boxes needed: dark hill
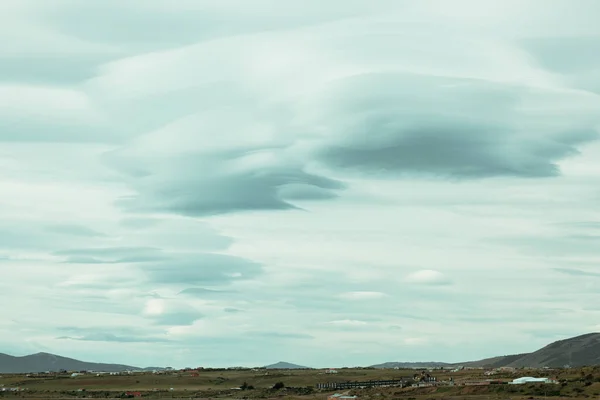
[461,353,530,368]
[505,332,600,368]
[264,361,310,369]
[0,352,136,373]
[371,333,600,369]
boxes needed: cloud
[339,291,387,300]
[0,85,117,143]
[3,0,600,369]
[57,334,169,343]
[108,146,345,216]
[553,221,600,230]
[178,288,235,297]
[553,268,600,278]
[77,9,600,218]
[310,73,599,179]
[44,224,106,237]
[493,234,600,257]
[52,245,262,285]
[55,326,170,343]
[54,247,166,264]
[114,217,234,251]
[142,253,262,285]
[142,299,204,326]
[119,217,162,229]
[405,270,451,285]
[327,320,368,327]
[0,219,113,253]
[246,331,314,340]
[403,337,427,345]
[520,36,600,95]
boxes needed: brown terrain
[0,364,600,400]
[0,333,599,399]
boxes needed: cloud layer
[1,0,600,368]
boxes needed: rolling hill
[2,333,599,373]
[504,332,600,368]
[264,361,310,369]
[0,352,137,373]
[460,353,529,368]
[373,333,600,369]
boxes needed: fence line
[316,379,408,389]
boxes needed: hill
[264,361,310,369]
[459,353,530,368]
[3,332,599,373]
[504,332,600,368]
[0,352,137,373]
[372,333,600,369]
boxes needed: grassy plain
[1,366,600,400]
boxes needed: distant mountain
[4,333,598,373]
[264,361,310,369]
[372,333,600,369]
[0,352,137,373]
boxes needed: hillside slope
[461,354,529,368]
[505,333,600,368]
[372,333,600,369]
[0,352,137,373]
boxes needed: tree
[273,382,285,390]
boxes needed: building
[509,377,557,385]
[328,393,357,400]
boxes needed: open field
[1,366,600,400]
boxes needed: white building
[510,377,555,385]
[328,393,357,400]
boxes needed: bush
[273,382,285,390]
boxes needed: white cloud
[404,337,427,345]
[405,270,451,285]
[339,291,387,300]
[143,299,165,316]
[1,0,600,369]
[328,320,368,327]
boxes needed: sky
[1,0,600,369]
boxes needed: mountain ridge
[2,333,599,373]
[0,352,138,373]
[371,333,600,369]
